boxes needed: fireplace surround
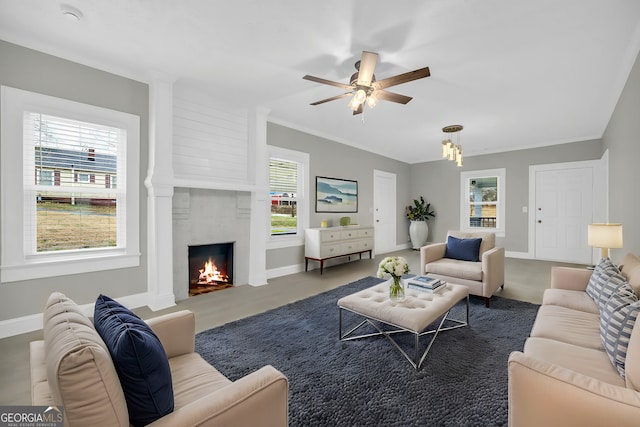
[172,188,252,300]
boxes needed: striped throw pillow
[587,257,625,310]
[600,284,640,377]
[598,272,629,311]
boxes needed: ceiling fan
[303,51,430,115]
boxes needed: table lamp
[588,223,623,259]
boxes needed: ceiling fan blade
[310,92,352,105]
[356,51,378,86]
[352,104,364,115]
[375,90,413,104]
[303,75,353,90]
[373,67,430,90]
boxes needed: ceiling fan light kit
[442,125,464,167]
[348,88,368,111]
[303,51,430,115]
[304,50,462,162]
[366,93,378,108]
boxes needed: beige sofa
[508,254,640,427]
[30,292,288,427]
[420,230,505,307]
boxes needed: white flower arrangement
[377,256,410,301]
[377,256,410,279]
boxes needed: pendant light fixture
[441,125,464,167]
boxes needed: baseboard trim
[376,243,412,255]
[505,251,532,259]
[146,292,177,312]
[266,263,305,279]
[0,313,42,339]
[0,291,153,339]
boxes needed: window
[29,112,119,252]
[36,170,54,186]
[267,146,308,248]
[460,168,505,236]
[270,158,298,235]
[105,174,117,189]
[1,86,140,282]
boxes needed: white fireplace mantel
[146,81,270,310]
[172,177,265,194]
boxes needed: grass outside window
[36,200,116,251]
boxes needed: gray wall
[266,122,411,269]
[1,38,637,321]
[409,139,603,252]
[266,121,608,269]
[603,49,640,260]
[0,40,149,320]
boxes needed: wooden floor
[0,249,585,405]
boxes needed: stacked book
[406,275,446,293]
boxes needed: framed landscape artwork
[315,176,358,213]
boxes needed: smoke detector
[60,4,83,21]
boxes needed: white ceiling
[1,0,640,164]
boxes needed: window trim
[266,145,309,249]
[459,168,506,237]
[1,86,140,283]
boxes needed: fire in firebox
[188,242,234,296]
[197,257,229,284]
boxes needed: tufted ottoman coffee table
[337,280,469,369]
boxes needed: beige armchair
[420,230,505,307]
[30,292,289,427]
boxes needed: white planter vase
[409,220,429,249]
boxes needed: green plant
[405,196,435,221]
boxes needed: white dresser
[304,226,374,274]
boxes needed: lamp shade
[588,223,623,258]
[588,223,623,248]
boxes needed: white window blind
[24,112,126,253]
[269,158,298,236]
[269,159,297,194]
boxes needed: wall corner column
[145,77,176,309]
[247,107,270,286]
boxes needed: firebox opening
[188,242,234,296]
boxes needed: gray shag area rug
[195,277,539,426]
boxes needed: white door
[373,170,396,254]
[534,166,593,263]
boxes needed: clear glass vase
[389,276,406,302]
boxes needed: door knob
[538,220,542,223]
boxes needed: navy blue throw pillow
[94,294,174,427]
[445,236,483,262]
